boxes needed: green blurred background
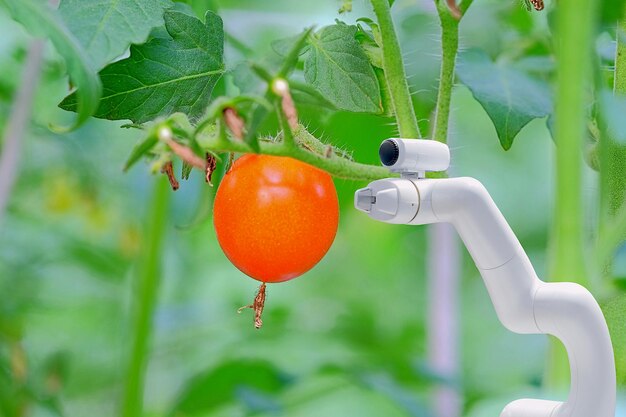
[1,0,623,416]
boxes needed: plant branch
[198,125,391,181]
[433,3,458,143]
[0,40,45,228]
[370,0,421,139]
[121,178,170,417]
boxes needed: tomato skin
[213,154,339,283]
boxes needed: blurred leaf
[277,27,313,77]
[231,63,263,94]
[60,11,224,124]
[1,0,101,130]
[456,49,553,150]
[271,33,310,58]
[598,90,626,144]
[124,134,158,171]
[42,351,71,392]
[236,387,282,414]
[304,23,381,113]
[169,360,292,416]
[358,373,434,417]
[601,294,626,384]
[58,0,172,70]
[601,0,626,26]
[63,239,131,279]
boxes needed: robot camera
[379,138,450,175]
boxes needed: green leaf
[289,80,336,109]
[304,23,381,113]
[601,295,626,384]
[58,0,172,70]
[456,49,553,150]
[60,10,224,124]
[1,0,101,130]
[271,33,310,58]
[124,134,158,171]
[181,161,192,180]
[168,360,292,416]
[277,27,314,77]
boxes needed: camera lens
[379,140,399,166]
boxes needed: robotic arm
[355,139,616,417]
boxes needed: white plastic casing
[354,176,616,417]
[382,138,450,174]
[354,178,419,224]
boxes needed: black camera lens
[379,140,399,166]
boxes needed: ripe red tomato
[213,154,339,283]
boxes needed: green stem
[550,0,595,286]
[274,99,295,149]
[370,0,421,139]
[433,3,459,144]
[614,16,626,94]
[121,178,170,417]
[202,126,391,181]
[546,0,597,390]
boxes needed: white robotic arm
[355,139,616,417]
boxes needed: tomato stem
[370,0,421,139]
[121,178,170,417]
[238,283,267,329]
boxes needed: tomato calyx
[237,283,267,329]
[205,153,217,185]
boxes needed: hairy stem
[546,0,597,390]
[0,40,44,228]
[121,178,170,417]
[615,14,626,94]
[433,3,459,143]
[370,0,421,139]
[198,126,391,181]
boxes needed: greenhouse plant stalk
[370,0,421,139]
[121,178,170,417]
[546,0,596,390]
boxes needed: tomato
[213,154,339,283]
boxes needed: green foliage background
[0,0,625,416]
